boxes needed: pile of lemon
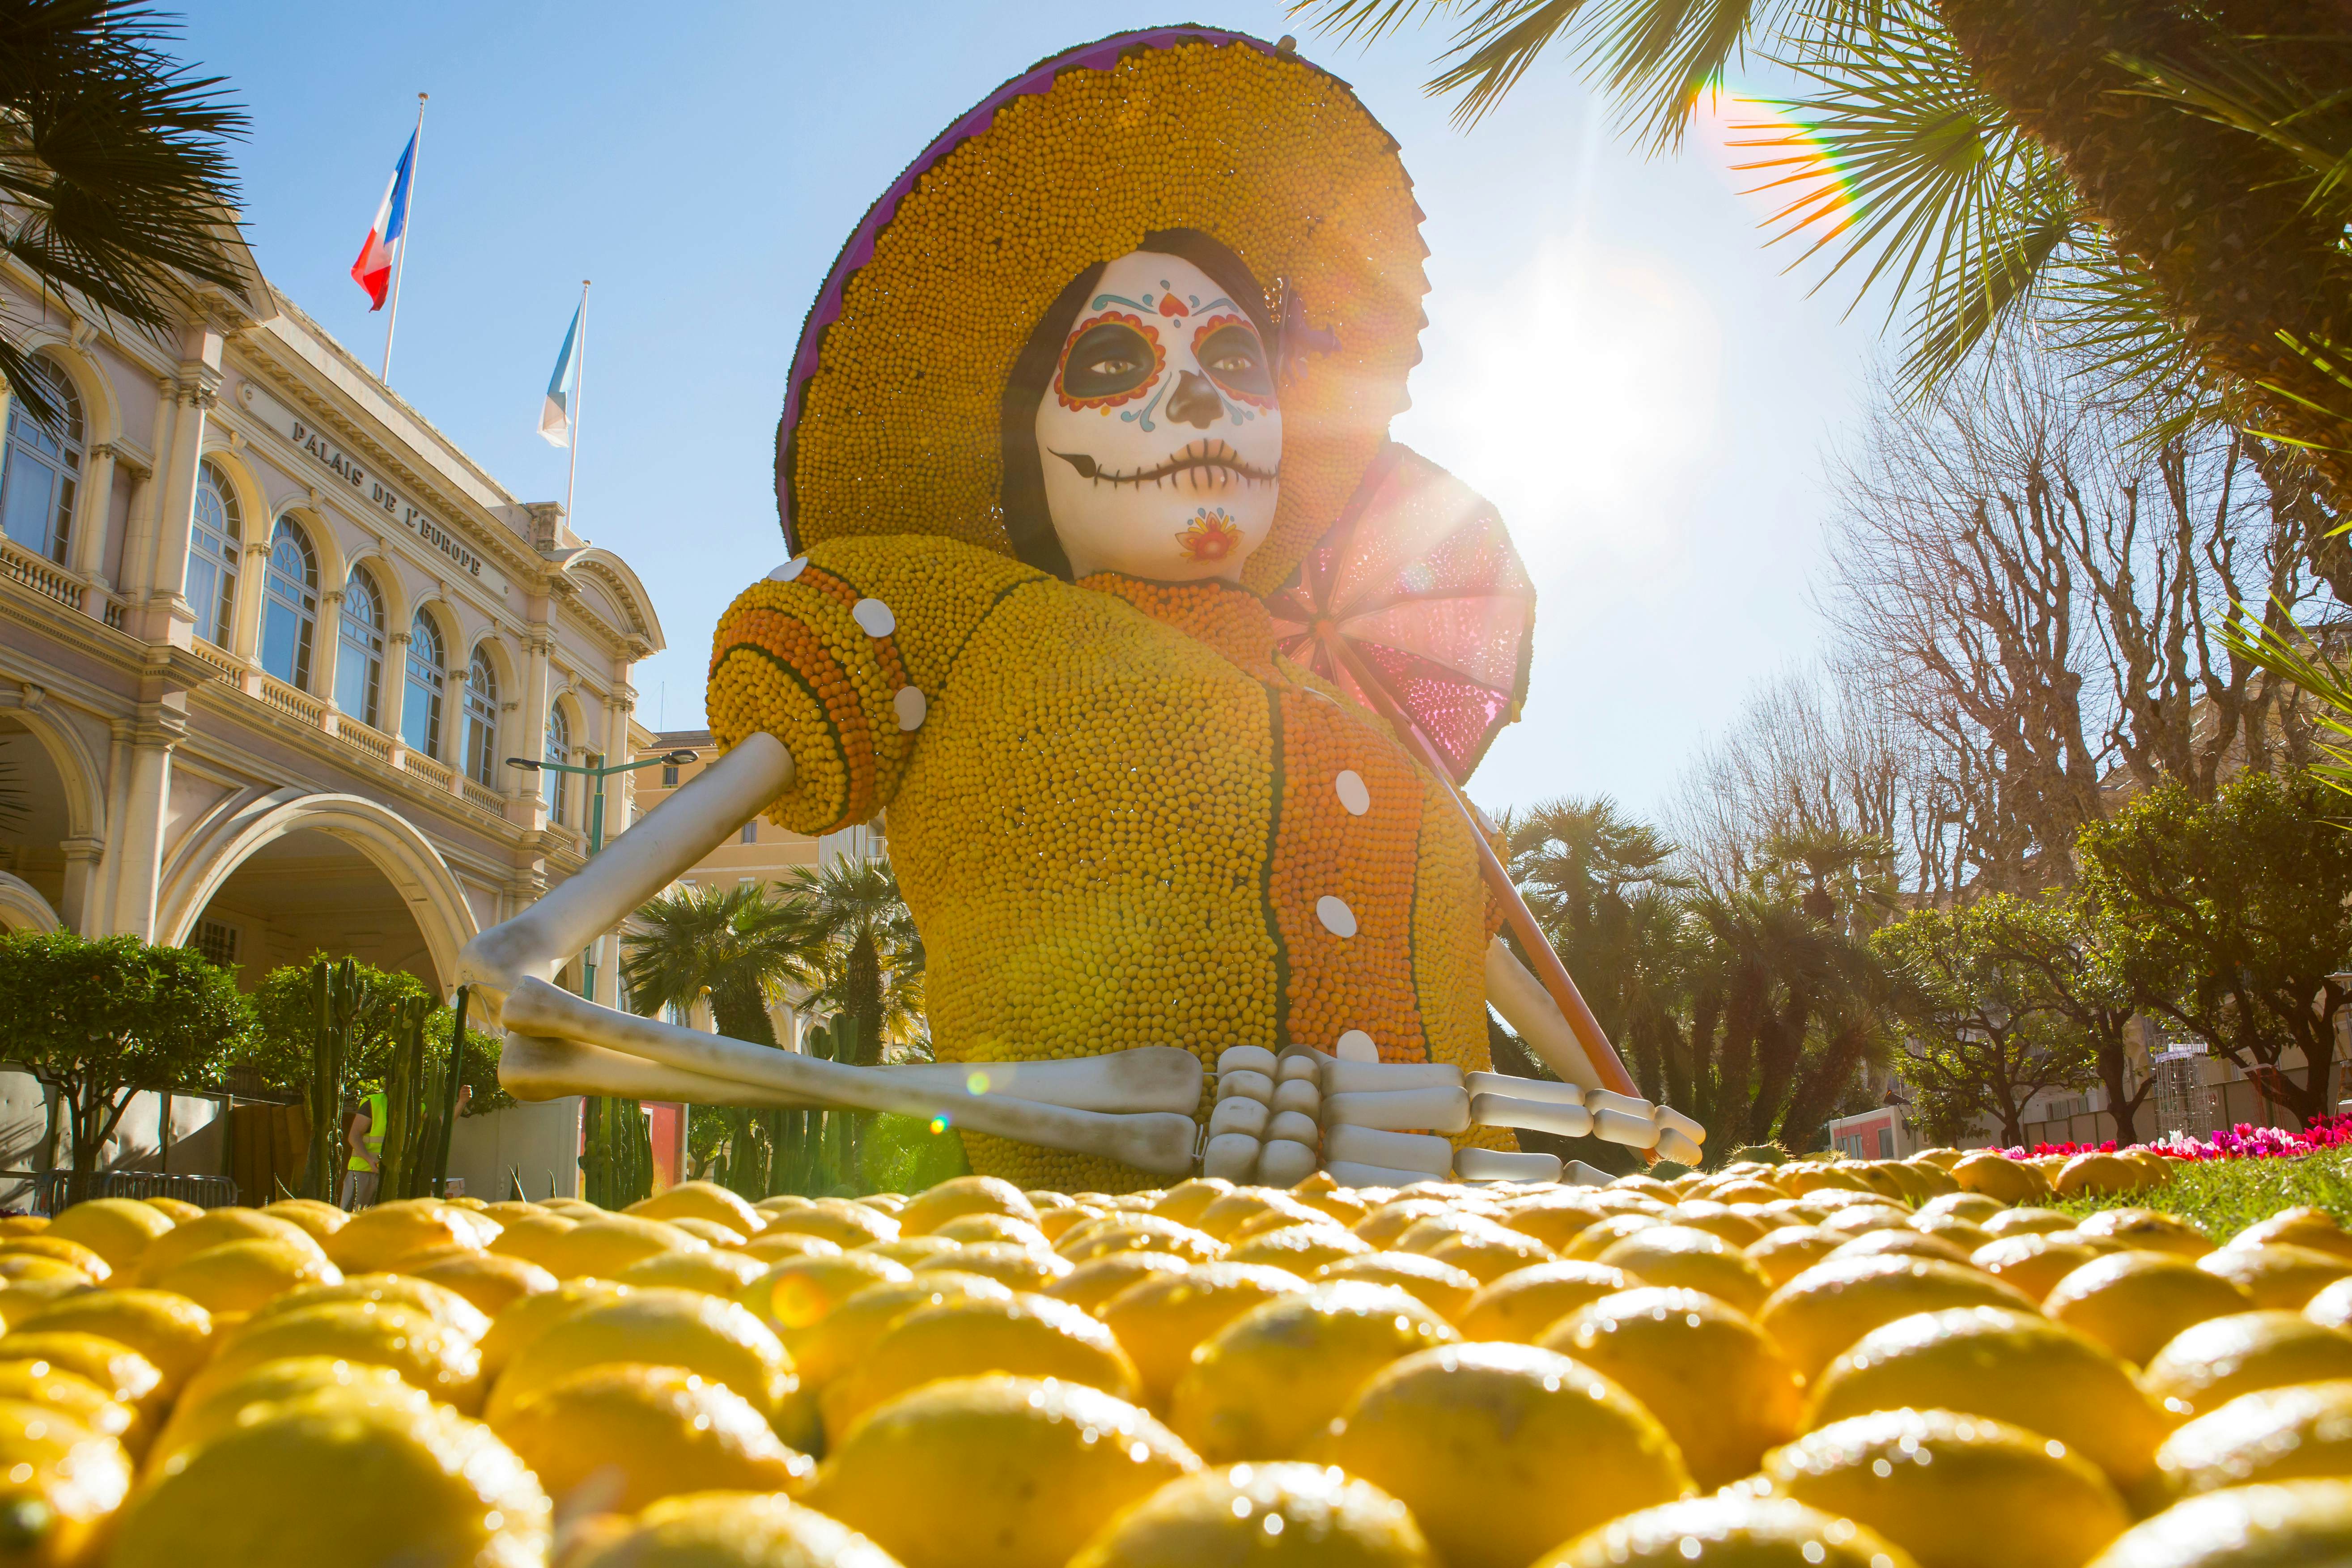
[3,1149,2352,1567]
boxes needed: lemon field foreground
[8,1152,2352,1567]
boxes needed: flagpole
[564,280,590,531]
[380,93,427,384]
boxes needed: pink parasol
[1269,443,1645,1110]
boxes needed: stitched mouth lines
[1050,439,1278,490]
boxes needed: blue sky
[182,2,1881,821]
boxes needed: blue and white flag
[539,300,584,446]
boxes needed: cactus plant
[580,1096,653,1208]
[299,959,366,1203]
[374,985,477,1203]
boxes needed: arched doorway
[0,716,78,931]
[158,791,477,993]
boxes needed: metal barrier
[28,1170,239,1215]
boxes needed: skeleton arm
[453,731,1201,1176]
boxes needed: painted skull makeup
[1035,251,1282,582]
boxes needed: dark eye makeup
[1196,322,1273,400]
[1061,321,1159,400]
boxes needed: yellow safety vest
[348,1090,386,1172]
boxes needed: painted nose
[1165,370,1223,429]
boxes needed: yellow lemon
[108,1388,548,1568]
[208,1300,485,1411]
[0,1237,110,1281]
[2082,1479,2352,1567]
[0,1332,164,1421]
[1198,1191,1326,1244]
[541,1216,708,1280]
[1169,1282,1461,1462]
[828,1292,1140,1431]
[893,1177,1039,1238]
[760,1200,900,1249]
[1968,1235,2105,1304]
[1227,1225,1372,1273]
[257,1198,350,1246]
[0,1363,143,1460]
[2156,1380,2352,1495]
[1422,1227,1558,1285]
[1564,1213,1668,1262]
[141,1197,203,1223]
[571,1491,904,1568]
[1350,1200,1453,1250]
[627,1181,766,1237]
[5,1289,211,1390]
[1542,1496,1922,1568]
[1748,1228,1847,1291]
[410,1250,557,1318]
[1830,1230,1976,1268]
[492,1363,814,1513]
[739,1231,850,1265]
[1035,1207,1107,1245]
[2045,1252,2253,1367]
[619,1249,768,1297]
[807,1375,1195,1568]
[146,1237,341,1320]
[155,1356,427,1471]
[1456,1261,1634,1343]
[2143,1311,2352,1421]
[1070,1460,1436,1568]
[0,1258,90,1292]
[2230,1207,2352,1263]
[665,1217,753,1249]
[1914,1215,1995,1252]
[1750,1408,2127,1568]
[1057,1215,1224,1265]
[484,1210,577,1272]
[0,1397,130,1568]
[242,1272,492,1343]
[1327,1341,1691,1568]
[1758,1256,2038,1382]
[1805,1306,2165,1497]
[132,1208,322,1285]
[1667,1203,1773,1248]
[1046,1252,1195,1315]
[2054,1154,2147,1199]
[2075,1210,2212,1260]
[1818,1205,1917,1238]
[1099,1262,1311,1409]
[1314,1253,1481,1323]
[42,1199,171,1274]
[322,1198,500,1274]
[1146,1178,1234,1229]
[477,1279,626,1383]
[739,1253,912,1345]
[914,1243,1070,1292]
[1541,1286,1801,1488]
[1919,1194,2007,1227]
[930,1214,1051,1250]
[1953,1154,2048,1205]
[1495,1197,1607,1253]
[2197,1244,2352,1309]
[785,1271,1005,1385]
[1598,1226,1775,1315]
[488,1288,789,1425]
[1981,1208,2078,1240]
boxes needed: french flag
[350,132,416,311]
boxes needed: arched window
[336,565,386,727]
[403,611,446,758]
[464,647,499,787]
[543,705,570,822]
[185,461,240,647]
[259,516,318,688]
[0,357,84,564]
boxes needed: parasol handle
[1322,640,1649,1115]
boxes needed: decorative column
[312,588,344,734]
[58,835,106,935]
[518,629,553,811]
[108,714,180,940]
[229,531,269,687]
[134,328,224,647]
[381,630,410,762]
[69,442,119,617]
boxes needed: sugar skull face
[1034,251,1282,582]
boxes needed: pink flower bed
[1995,1114,2352,1163]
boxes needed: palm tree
[775,858,923,1068]
[0,2,251,424]
[621,883,819,1195]
[1296,0,2352,500]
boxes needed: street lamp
[506,747,698,996]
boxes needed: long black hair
[999,228,1278,580]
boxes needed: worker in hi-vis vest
[341,1089,386,1210]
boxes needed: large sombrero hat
[776,25,1428,595]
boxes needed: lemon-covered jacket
[709,536,1503,1188]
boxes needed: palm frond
[1287,0,1476,47]
[1735,5,2066,340]
[2220,603,2352,801]
[0,0,248,422]
[2030,240,2229,448]
[2109,33,2352,213]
